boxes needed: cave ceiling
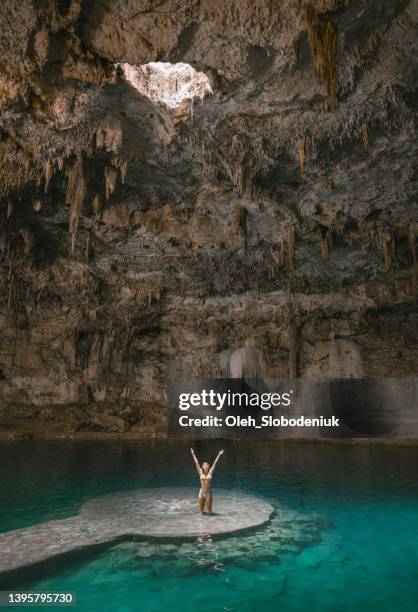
[0,0,416,367]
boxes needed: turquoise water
[1,440,418,611]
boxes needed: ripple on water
[110,504,329,574]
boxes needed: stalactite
[32,197,42,212]
[24,156,31,177]
[287,279,298,378]
[271,244,284,266]
[85,231,91,261]
[362,124,369,147]
[7,252,14,308]
[286,227,295,273]
[409,227,417,280]
[20,227,34,254]
[408,227,416,261]
[319,175,333,190]
[319,226,333,258]
[274,227,296,282]
[96,126,105,149]
[104,165,117,200]
[232,205,248,250]
[293,32,301,60]
[120,159,128,184]
[235,165,245,194]
[44,160,53,193]
[378,228,396,271]
[298,137,306,173]
[288,317,298,378]
[93,193,101,217]
[6,201,13,219]
[57,157,64,171]
[7,254,13,280]
[7,275,14,308]
[66,158,86,252]
[0,222,5,250]
[302,5,338,110]
[229,134,255,196]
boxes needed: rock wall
[0,0,417,436]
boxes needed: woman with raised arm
[190,448,224,514]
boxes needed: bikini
[199,472,212,499]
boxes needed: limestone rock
[0,0,416,435]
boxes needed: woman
[190,448,224,514]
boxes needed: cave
[0,0,416,438]
[121,61,212,111]
[1,3,418,607]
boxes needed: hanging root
[302,5,338,109]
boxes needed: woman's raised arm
[190,448,202,475]
[209,449,224,475]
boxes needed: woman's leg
[199,493,206,513]
[206,492,213,514]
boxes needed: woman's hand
[219,449,224,455]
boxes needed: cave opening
[120,61,212,110]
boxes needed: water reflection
[187,531,225,572]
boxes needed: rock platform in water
[0,488,274,574]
